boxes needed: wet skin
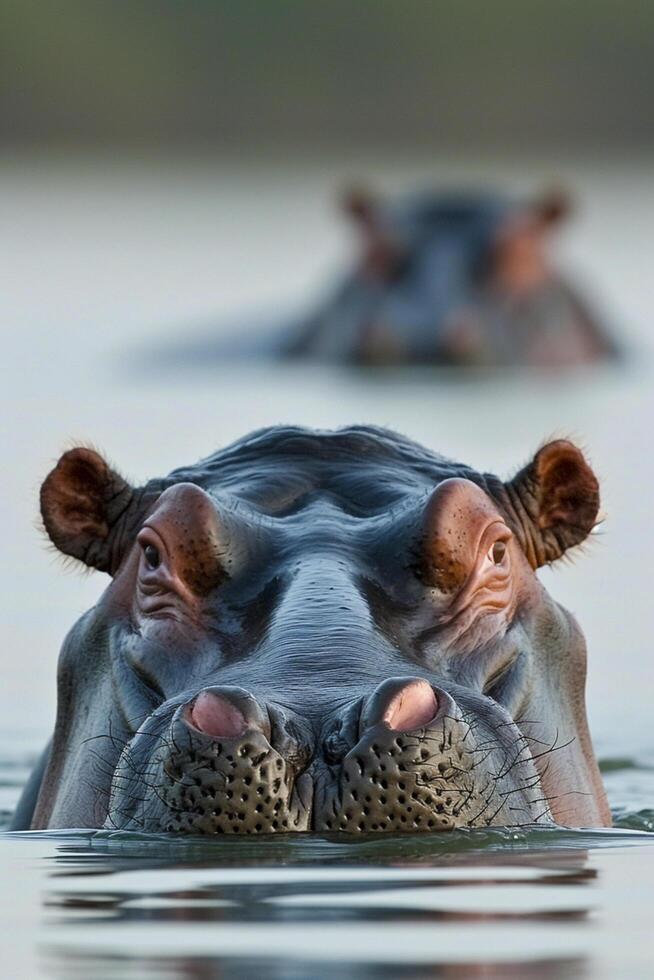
[13,426,611,833]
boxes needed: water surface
[1,821,653,978]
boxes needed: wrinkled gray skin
[14,426,611,833]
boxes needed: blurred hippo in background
[151,185,617,371]
[13,426,610,833]
[283,186,617,367]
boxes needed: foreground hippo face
[21,427,610,833]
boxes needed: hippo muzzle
[106,678,547,834]
[16,426,611,834]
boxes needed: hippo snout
[105,677,549,834]
[152,688,314,834]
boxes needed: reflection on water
[0,828,650,979]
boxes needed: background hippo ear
[40,447,136,573]
[530,186,572,227]
[505,440,600,567]
[341,184,401,281]
[341,183,379,226]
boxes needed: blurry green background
[3,0,654,153]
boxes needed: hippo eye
[489,540,507,565]
[143,543,161,570]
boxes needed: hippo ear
[341,184,379,226]
[530,186,572,227]
[504,440,600,567]
[40,448,137,573]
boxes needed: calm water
[1,153,653,977]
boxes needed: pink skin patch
[383,680,438,732]
[189,691,248,738]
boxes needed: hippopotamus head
[293,186,613,366]
[24,426,610,834]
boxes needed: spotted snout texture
[106,692,547,835]
[319,718,487,833]
[319,707,546,833]
[160,730,312,834]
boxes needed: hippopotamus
[13,426,611,833]
[280,186,616,367]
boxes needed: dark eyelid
[437,521,513,622]
[143,543,160,569]
[491,540,507,563]
[478,521,513,553]
[136,526,168,571]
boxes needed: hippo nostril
[360,677,441,735]
[183,686,272,740]
[189,691,248,738]
[383,680,438,732]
